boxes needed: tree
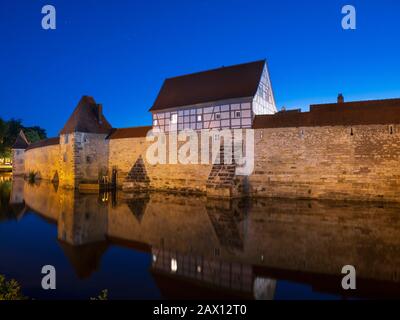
[0,118,47,158]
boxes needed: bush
[0,275,27,300]
[90,289,108,300]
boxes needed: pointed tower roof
[12,130,29,149]
[60,96,113,135]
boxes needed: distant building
[11,130,29,176]
[150,60,277,132]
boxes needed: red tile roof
[150,60,265,112]
[60,96,112,135]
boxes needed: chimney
[97,104,103,123]
[337,93,344,104]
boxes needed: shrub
[0,275,27,300]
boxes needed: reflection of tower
[9,177,26,220]
[56,191,109,278]
[57,191,108,246]
[58,241,108,279]
[205,199,249,252]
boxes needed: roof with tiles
[150,60,266,112]
[60,96,113,135]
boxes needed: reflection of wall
[18,180,400,286]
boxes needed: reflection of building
[11,179,400,299]
[150,247,276,300]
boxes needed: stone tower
[12,130,29,176]
[58,96,113,189]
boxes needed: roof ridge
[165,59,266,81]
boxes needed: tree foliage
[0,117,47,158]
[0,275,27,300]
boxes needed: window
[171,113,177,124]
[197,115,202,122]
[235,111,241,118]
[153,119,158,126]
[214,113,221,120]
[64,134,69,144]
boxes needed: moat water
[1,173,400,300]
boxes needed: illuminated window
[171,113,177,124]
[153,119,158,126]
[171,258,177,273]
[197,115,202,122]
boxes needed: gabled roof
[150,60,266,112]
[12,130,29,149]
[60,96,112,135]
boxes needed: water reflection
[2,176,400,299]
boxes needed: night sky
[1,0,399,137]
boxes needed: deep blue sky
[1,0,399,137]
